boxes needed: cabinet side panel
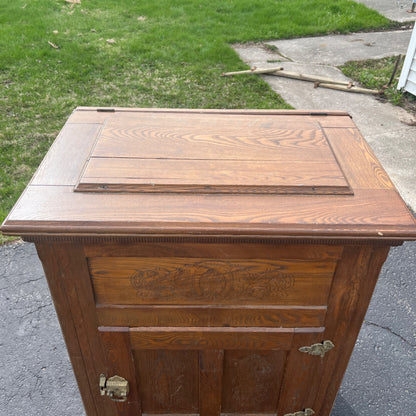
[36,242,116,416]
[313,245,390,416]
[277,332,329,415]
[36,242,98,416]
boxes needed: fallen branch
[222,66,381,94]
[313,82,381,95]
[269,70,353,86]
[222,67,283,76]
[387,55,401,87]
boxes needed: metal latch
[284,408,315,416]
[299,340,335,358]
[99,374,129,402]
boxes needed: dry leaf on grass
[106,39,116,44]
[65,0,81,4]
[48,41,59,49]
[137,16,147,21]
[53,30,59,34]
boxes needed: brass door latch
[299,340,335,358]
[99,374,129,402]
[284,408,315,416]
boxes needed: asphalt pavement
[1,1,416,415]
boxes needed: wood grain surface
[199,350,224,416]
[133,349,199,413]
[4,186,415,240]
[77,158,351,195]
[100,330,141,416]
[91,114,330,160]
[36,243,116,416]
[315,246,390,416]
[277,332,329,415]
[95,305,327,328]
[32,123,102,186]
[89,257,336,306]
[221,350,286,413]
[84,241,343,260]
[75,112,351,195]
[126,327,297,350]
[324,127,394,189]
[2,107,415,241]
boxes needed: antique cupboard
[2,108,416,416]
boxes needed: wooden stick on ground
[313,82,381,95]
[222,66,381,94]
[223,67,352,86]
[387,55,402,87]
[222,67,283,76]
[270,70,353,86]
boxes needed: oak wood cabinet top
[2,107,415,241]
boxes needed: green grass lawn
[0,0,393,239]
[340,56,416,110]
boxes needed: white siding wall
[398,24,416,96]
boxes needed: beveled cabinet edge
[73,107,352,116]
[6,229,408,245]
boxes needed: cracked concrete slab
[262,30,413,66]
[356,0,416,22]
[233,29,416,210]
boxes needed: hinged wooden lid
[2,108,416,241]
[74,112,352,195]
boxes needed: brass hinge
[299,340,334,358]
[284,408,315,416]
[99,374,129,402]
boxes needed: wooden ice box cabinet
[2,108,416,416]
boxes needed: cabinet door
[98,326,327,416]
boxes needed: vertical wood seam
[60,243,115,416]
[274,350,290,415]
[70,244,113,414]
[322,245,345,308]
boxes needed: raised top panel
[2,108,416,241]
[75,112,352,195]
